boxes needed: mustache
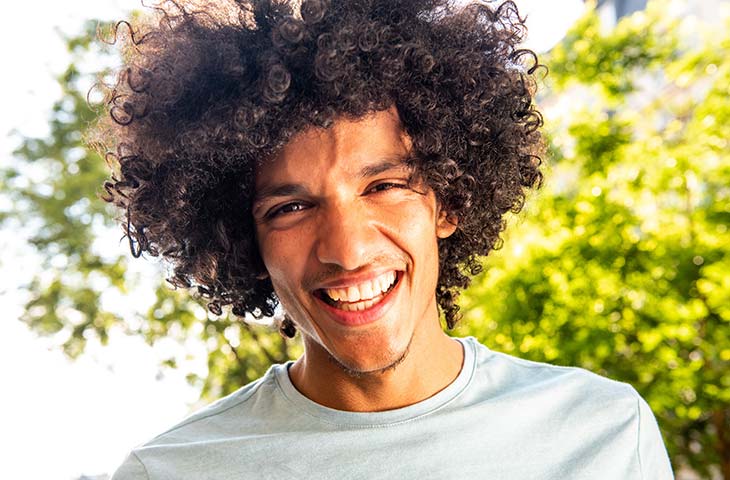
[303,254,407,290]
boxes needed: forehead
[254,107,412,189]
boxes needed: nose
[314,200,377,271]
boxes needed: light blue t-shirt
[112,336,673,479]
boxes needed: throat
[289,332,464,413]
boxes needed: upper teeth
[324,271,397,303]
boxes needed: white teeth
[346,286,360,302]
[379,273,393,293]
[338,296,381,312]
[329,288,347,301]
[360,282,374,300]
[323,271,397,306]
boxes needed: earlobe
[436,209,458,239]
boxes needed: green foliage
[6,21,125,358]
[456,3,730,477]
[548,0,679,100]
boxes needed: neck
[288,317,464,412]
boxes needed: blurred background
[1,0,728,478]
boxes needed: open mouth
[314,271,401,312]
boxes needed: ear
[253,251,270,280]
[436,207,458,239]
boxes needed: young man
[101,0,673,478]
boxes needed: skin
[253,107,464,412]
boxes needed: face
[253,108,456,374]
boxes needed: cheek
[380,199,442,290]
[387,197,439,247]
[257,230,305,282]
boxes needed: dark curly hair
[95,0,544,336]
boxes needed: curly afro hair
[96,0,544,335]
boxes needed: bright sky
[0,1,583,478]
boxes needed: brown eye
[369,182,407,194]
[267,202,308,219]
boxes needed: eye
[266,201,309,219]
[367,181,408,194]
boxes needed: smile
[316,271,400,312]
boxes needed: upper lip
[312,269,401,291]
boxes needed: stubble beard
[326,333,413,379]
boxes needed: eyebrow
[356,156,409,179]
[254,183,308,203]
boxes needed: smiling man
[101,0,673,478]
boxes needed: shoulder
[459,336,645,434]
[110,363,295,479]
[459,337,673,478]
[138,363,284,447]
[464,336,637,404]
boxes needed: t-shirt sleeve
[636,395,674,479]
[110,451,149,480]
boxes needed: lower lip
[314,273,402,327]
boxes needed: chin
[330,332,413,378]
